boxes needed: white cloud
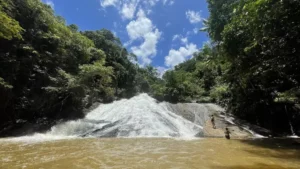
[131,29,161,65]
[156,66,169,78]
[127,11,152,40]
[145,0,159,6]
[121,0,139,20]
[181,37,188,44]
[100,0,172,20]
[193,28,199,34]
[166,22,171,27]
[172,34,181,41]
[186,10,202,24]
[136,8,146,18]
[45,0,54,9]
[100,0,141,19]
[163,0,174,6]
[100,0,118,7]
[172,34,188,45]
[126,9,161,66]
[165,43,198,67]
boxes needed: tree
[0,0,23,40]
[0,0,132,128]
[204,0,300,134]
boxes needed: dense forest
[158,0,300,135]
[0,0,163,135]
[0,0,300,136]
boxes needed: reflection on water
[0,138,299,169]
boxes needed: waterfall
[2,94,271,143]
[47,94,203,138]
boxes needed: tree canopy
[0,0,162,128]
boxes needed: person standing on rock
[225,127,231,140]
[211,115,216,129]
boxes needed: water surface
[1,138,299,169]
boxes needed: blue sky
[42,0,209,75]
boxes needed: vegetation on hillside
[159,0,300,135]
[0,0,161,129]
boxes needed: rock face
[164,103,255,138]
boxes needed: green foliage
[81,30,139,98]
[161,44,228,103]
[134,65,165,97]
[210,83,229,104]
[68,24,78,32]
[0,0,143,126]
[2,0,299,136]
[204,0,300,132]
[0,77,13,89]
[206,0,239,42]
[0,0,23,40]
[79,61,114,95]
[0,0,167,127]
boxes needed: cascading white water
[2,94,269,143]
[48,94,203,138]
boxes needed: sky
[42,0,209,75]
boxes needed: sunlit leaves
[0,77,13,89]
[0,10,23,40]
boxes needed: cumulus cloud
[186,10,202,24]
[131,29,161,65]
[100,1,172,65]
[165,43,198,67]
[45,0,54,9]
[100,0,118,7]
[126,9,161,66]
[121,0,139,19]
[126,10,152,40]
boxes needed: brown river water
[1,138,300,169]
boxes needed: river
[1,138,300,169]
